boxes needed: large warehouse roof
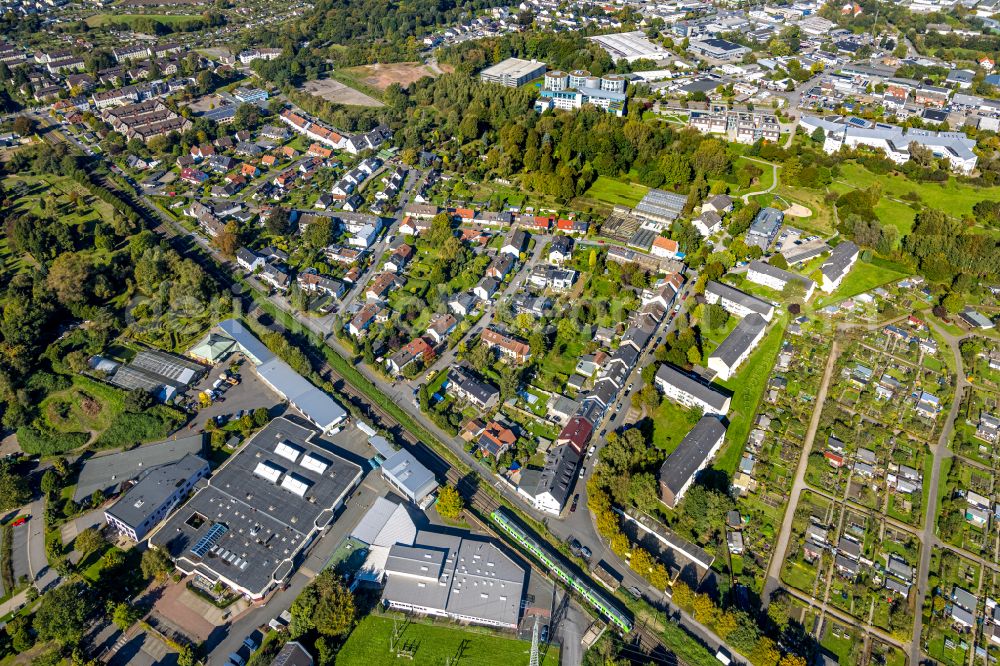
[383,530,525,628]
[151,417,362,599]
[216,318,276,365]
[257,357,348,433]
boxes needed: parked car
[570,494,579,512]
[540,624,549,643]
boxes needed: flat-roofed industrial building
[149,417,362,600]
[479,58,547,87]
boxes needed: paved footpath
[911,322,969,666]
[762,339,841,606]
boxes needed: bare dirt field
[784,203,812,217]
[299,78,384,107]
[342,62,438,90]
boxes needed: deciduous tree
[436,485,464,520]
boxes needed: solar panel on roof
[191,522,228,558]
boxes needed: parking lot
[183,360,283,433]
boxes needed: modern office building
[687,38,751,61]
[799,115,978,174]
[105,454,210,542]
[535,86,626,116]
[746,207,784,251]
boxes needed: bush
[1,524,13,594]
[17,426,88,455]
[94,411,179,449]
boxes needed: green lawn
[715,318,787,475]
[731,158,776,196]
[829,162,1000,237]
[821,625,859,666]
[834,162,1000,221]
[85,13,202,27]
[874,198,917,238]
[581,176,649,207]
[337,615,559,666]
[773,184,836,236]
[814,260,910,307]
[39,375,124,436]
[651,398,702,453]
[782,560,818,592]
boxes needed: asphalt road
[10,518,28,586]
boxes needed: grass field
[821,624,859,666]
[85,12,201,27]
[715,317,787,475]
[782,560,819,592]
[773,184,836,236]
[337,615,559,666]
[651,398,701,453]
[730,158,776,197]
[581,176,649,207]
[831,162,1000,233]
[40,375,123,436]
[3,174,114,226]
[814,259,910,307]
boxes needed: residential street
[420,231,549,377]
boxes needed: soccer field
[337,615,560,666]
